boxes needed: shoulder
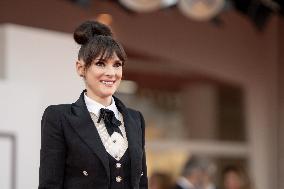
[42,104,71,119]
[126,107,140,115]
[126,107,145,121]
[44,104,71,112]
[41,104,73,132]
[126,108,145,133]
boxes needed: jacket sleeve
[138,111,148,189]
[39,106,66,189]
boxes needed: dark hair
[73,20,127,68]
[181,156,206,176]
[222,165,252,189]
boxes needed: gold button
[116,163,121,168]
[116,176,122,182]
[82,170,88,176]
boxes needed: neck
[86,91,112,107]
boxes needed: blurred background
[0,0,283,189]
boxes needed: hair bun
[73,20,112,45]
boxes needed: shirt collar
[177,177,195,189]
[84,93,119,119]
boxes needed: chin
[101,91,115,98]
[97,87,118,98]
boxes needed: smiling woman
[38,20,148,189]
[74,21,126,106]
[76,54,124,106]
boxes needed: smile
[101,80,115,86]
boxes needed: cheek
[87,68,102,79]
[84,71,101,85]
[117,70,123,79]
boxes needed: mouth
[100,80,115,87]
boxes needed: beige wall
[0,24,84,188]
[0,26,6,79]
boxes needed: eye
[113,62,123,68]
[95,61,105,67]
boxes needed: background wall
[278,17,284,189]
[0,1,282,188]
[0,25,83,189]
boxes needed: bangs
[78,35,127,67]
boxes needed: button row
[115,163,122,183]
[83,168,127,180]
[83,170,124,183]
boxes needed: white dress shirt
[84,93,128,161]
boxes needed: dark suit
[39,91,148,189]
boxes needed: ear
[76,60,85,77]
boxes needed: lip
[100,79,115,82]
[100,80,116,83]
[100,80,116,86]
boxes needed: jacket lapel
[68,91,110,181]
[67,91,142,187]
[114,96,143,186]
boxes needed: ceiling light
[118,0,169,12]
[178,0,225,21]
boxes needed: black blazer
[39,91,148,189]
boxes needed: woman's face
[224,171,243,189]
[77,53,123,102]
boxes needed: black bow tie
[97,108,122,136]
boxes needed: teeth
[102,81,114,85]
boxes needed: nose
[104,65,115,77]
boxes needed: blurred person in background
[38,20,148,189]
[149,172,173,189]
[174,156,215,189]
[221,165,252,189]
[201,159,217,189]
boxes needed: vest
[89,112,132,189]
[108,149,132,189]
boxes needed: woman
[38,20,148,189]
[222,166,252,189]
